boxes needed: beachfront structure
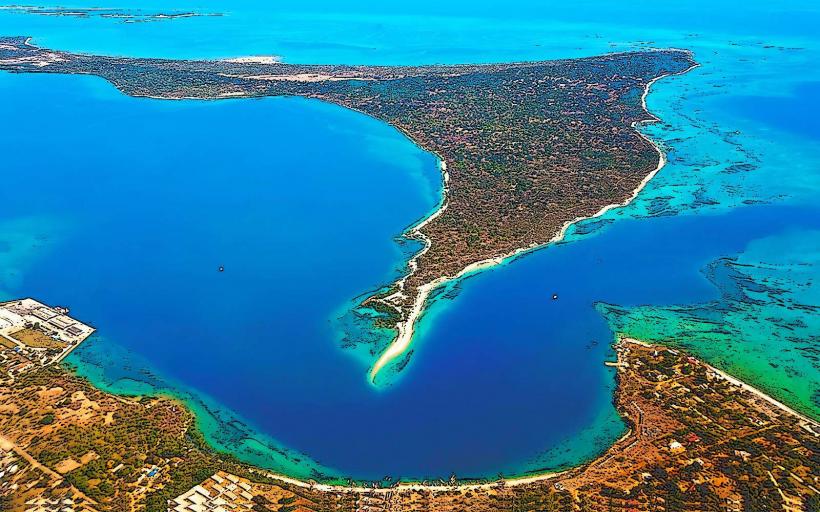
[171,472,257,511]
[0,298,95,366]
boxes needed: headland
[0,36,696,380]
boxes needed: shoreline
[63,344,336,482]
[7,329,817,506]
[368,59,700,382]
[249,465,567,494]
[53,331,820,492]
[2,40,718,490]
[618,337,820,429]
[211,334,817,492]
[69,355,582,490]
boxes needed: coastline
[618,337,820,429]
[368,59,700,382]
[3,39,700,387]
[63,341,340,482]
[203,334,817,492]
[2,41,740,488]
[67,351,583,489]
[249,465,566,494]
[63,324,610,489]
[6,327,817,507]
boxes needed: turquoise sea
[1,0,818,482]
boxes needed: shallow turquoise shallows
[1,0,818,481]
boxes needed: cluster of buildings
[0,445,23,496]
[0,298,94,368]
[171,472,257,511]
[0,442,95,512]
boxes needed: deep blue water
[722,82,820,141]
[1,0,819,482]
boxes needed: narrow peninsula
[0,37,696,379]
